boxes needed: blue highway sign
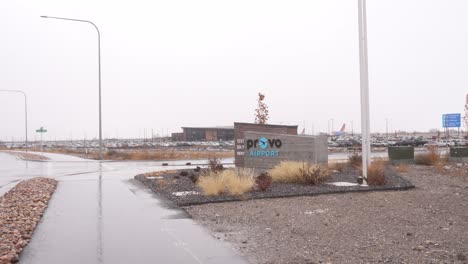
[442,113,461,128]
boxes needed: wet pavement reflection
[0,153,246,264]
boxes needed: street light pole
[41,15,103,160]
[331,119,334,135]
[385,118,389,139]
[358,0,371,185]
[0,90,28,152]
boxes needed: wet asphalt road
[0,152,247,264]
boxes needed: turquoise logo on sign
[245,136,282,157]
[259,137,268,149]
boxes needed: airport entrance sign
[442,113,461,128]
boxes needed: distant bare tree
[464,95,468,136]
[254,92,269,124]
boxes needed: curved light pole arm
[41,15,103,159]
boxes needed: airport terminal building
[171,127,234,141]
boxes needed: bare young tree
[254,92,269,124]
[464,94,468,137]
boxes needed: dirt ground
[23,148,233,161]
[185,165,468,264]
[1,151,49,161]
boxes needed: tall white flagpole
[358,0,371,185]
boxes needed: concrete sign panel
[243,131,328,170]
[234,122,298,167]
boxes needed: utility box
[449,147,468,162]
[388,146,414,164]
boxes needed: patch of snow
[147,176,163,180]
[172,191,200,197]
[327,181,361,187]
[304,209,329,215]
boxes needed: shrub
[180,171,189,177]
[256,172,272,191]
[299,163,331,185]
[189,173,199,183]
[415,146,440,166]
[106,150,118,157]
[269,161,330,185]
[208,157,224,173]
[366,161,386,185]
[328,162,347,172]
[348,152,362,167]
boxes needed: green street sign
[36,127,47,133]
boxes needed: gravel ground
[135,168,414,206]
[185,165,468,264]
[0,178,57,263]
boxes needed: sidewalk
[19,161,247,264]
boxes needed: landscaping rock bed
[135,167,414,206]
[0,178,57,263]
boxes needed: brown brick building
[171,127,234,141]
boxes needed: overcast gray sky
[1,0,467,141]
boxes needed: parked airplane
[335,124,346,136]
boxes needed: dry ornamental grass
[269,161,330,185]
[328,162,347,172]
[268,161,305,183]
[348,152,362,167]
[366,160,387,185]
[197,174,226,196]
[225,169,255,196]
[415,146,441,166]
[197,169,255,196]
